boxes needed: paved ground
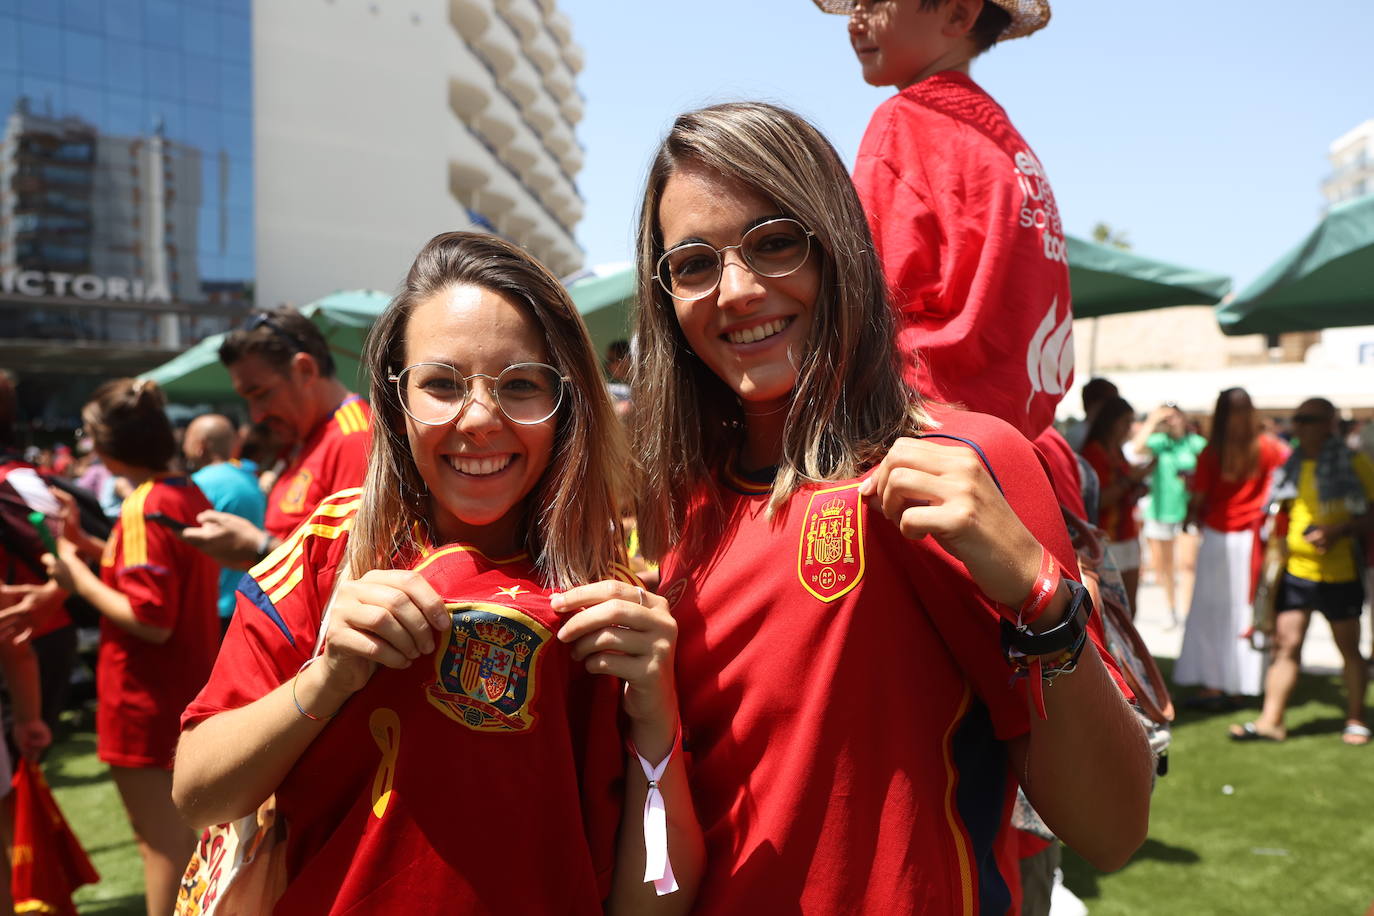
[1131,572,1370,674]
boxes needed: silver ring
[636,586,646,606]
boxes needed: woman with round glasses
[174,233,702,912]
[632,102,1150,912]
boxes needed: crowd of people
[0,1,1368,914]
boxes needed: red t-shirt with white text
[854,72,1073,440]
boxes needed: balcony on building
[449,72,493,121]
[449,0,492,43]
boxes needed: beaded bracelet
[1006,626,1089,720]
[291,656,334,721]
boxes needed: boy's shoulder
[862,72,1021,161]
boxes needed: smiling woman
[631,102,1152,913]
[172,233,703,914]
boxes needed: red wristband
[1017,545,1060,627]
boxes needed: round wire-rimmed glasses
[388,362,569,426]
[655,217,815,302]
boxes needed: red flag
[11,759,99,915]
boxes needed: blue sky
[561,0,1374,294]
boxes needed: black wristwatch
[1001,578,1094,657]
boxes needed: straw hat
[811,0,1050,42]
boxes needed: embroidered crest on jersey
[279,468,314,515]
[427,601,550,733]
[797,484,865,602]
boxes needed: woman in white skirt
[1175,388,1288,707]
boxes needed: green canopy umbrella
[1066,235,1232,318]
[1216,193,1374,336]
[141,290,393,403]
[567,266,636,356]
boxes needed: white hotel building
[255,0,586,308]
[0,0,585,425]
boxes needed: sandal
[1341,723,1371,746]
[1228,722,1284,742]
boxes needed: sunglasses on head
[1291,414,1329,425]
[242,313,310,355]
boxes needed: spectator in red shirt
[1080,397,1152,614]
[1175,388,1288,707]
[43,379,219,916]
[182,307,371,570]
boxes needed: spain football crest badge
[427,601,549,733]
[797,484,865,602]
[279,468,314,515]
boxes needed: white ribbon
[633,740,678,895]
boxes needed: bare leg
[1149,538,1177,624]
[1330,617,1368,743]
[1176,530,1200,618]
[1252,609,1310,737]
[111,766,197,916]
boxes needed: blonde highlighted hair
[348,232,628,588]
[631,101,931,559]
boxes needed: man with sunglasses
[181,307,371,570]
[1230,398,1373,746]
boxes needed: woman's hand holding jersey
[858,436,1063,623]
[552,581,679,762]
[308,570,450,706]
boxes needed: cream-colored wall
[1072,306,1269,374]
[253,0,582,309]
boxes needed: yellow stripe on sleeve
[120,481,154,568]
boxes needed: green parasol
[141,290,393,403]
[1067,235,1232,318]
[1216,193,1374,336]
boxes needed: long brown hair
[1209,387,1260,482]
[632,101,931,559]
[348,232,628,588]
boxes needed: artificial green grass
[36,661,1374,914]
[44,726,144,915]
[1062,658,1374,915]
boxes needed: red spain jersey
[98,476,219,768]
[182,491,625,914]
[660,409,1096,915]
[264,395,371,540]
[854,72,1073,440]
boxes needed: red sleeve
[912,410,1081,740]
[115,520,181,630]
[1262,435,1291,471]
[917,410,1132,736]
[1033,427,1087,518]
[322,424,371,497]
[181,503,351,729]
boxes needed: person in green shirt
[1130,404,1206,625]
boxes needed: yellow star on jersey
[495,585,527,599]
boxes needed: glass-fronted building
[0,0,254,432]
